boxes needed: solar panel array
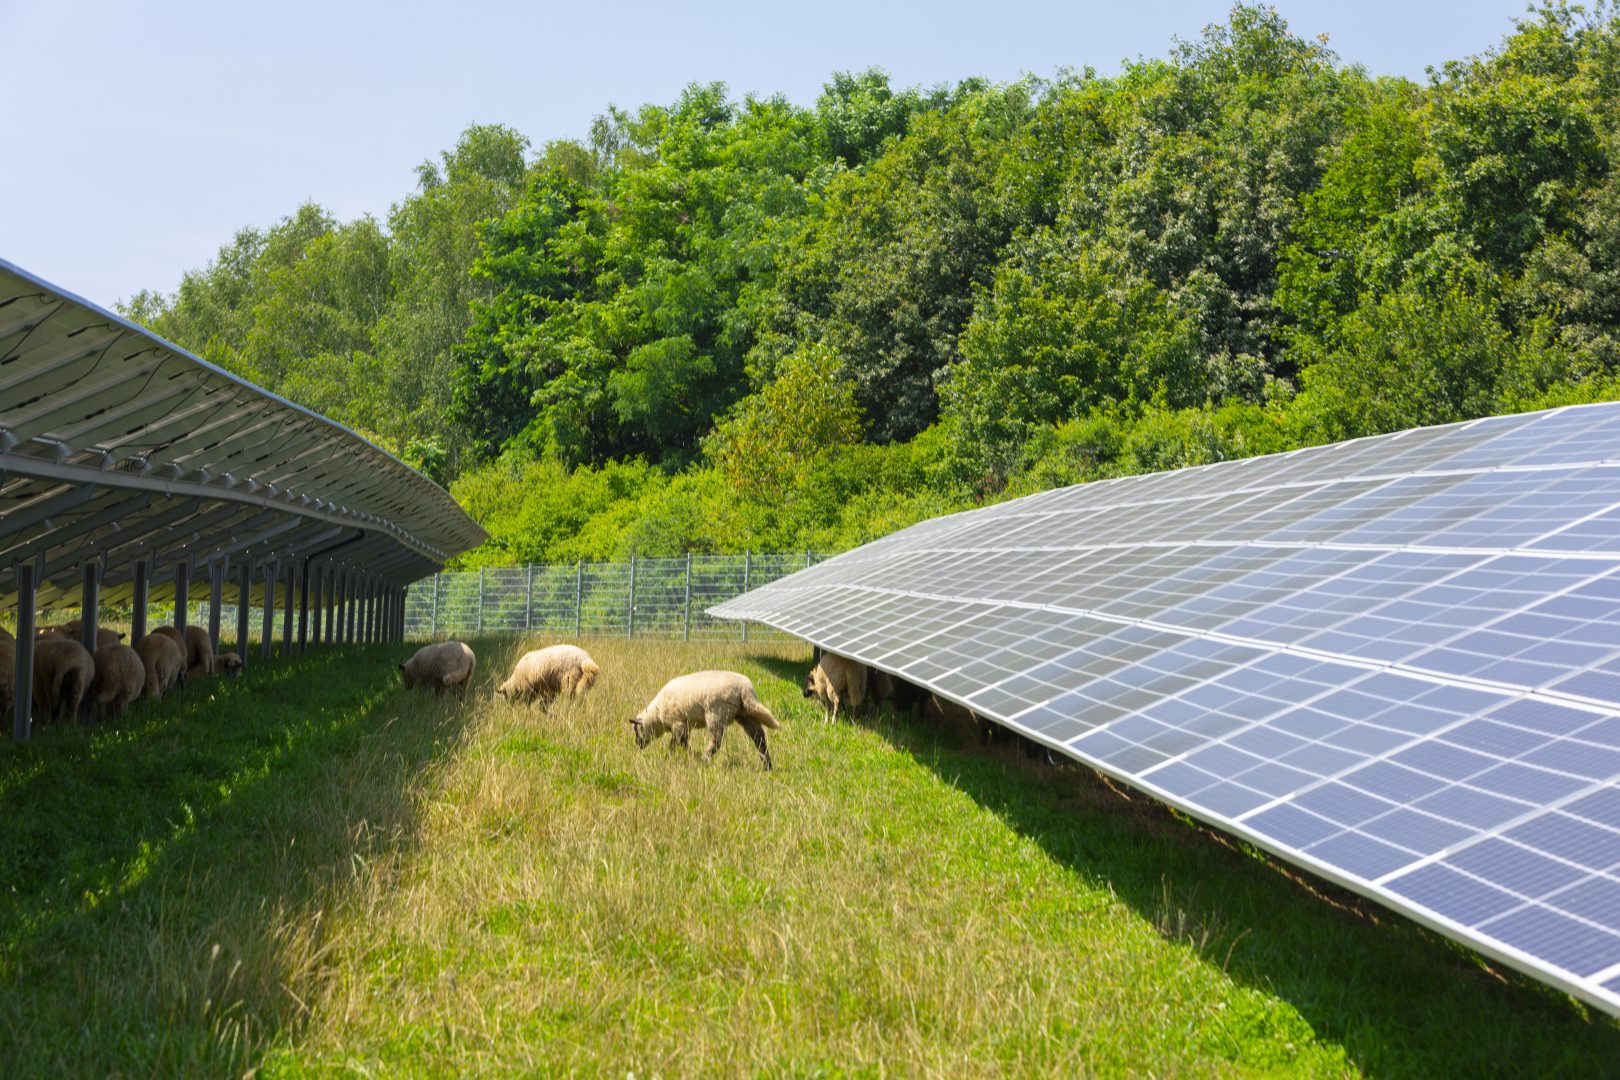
[711,403,1620,1017]
[1,257,485,608]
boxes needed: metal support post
[574,560,583,637]
[281,564,294,657]
[131,559,149,644]
[77,561,101,724]
[261,564,275,660]
[309,563,323,647]
[430,572,440,638]
[207,561,224,655]
[525,564,534,632]
[476,567,485,633]
[683,552,692,641]
[174,561,189,634]
[627,555,636,640]
[346,572,357,643]
[236,562,252,665]
[14,563,37,741]
[741,550,751,643]
[298,558,311,652]
[326,568,338,645]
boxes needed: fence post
[806,549,813,570]
[626,554,636,640]
[477,566,485,634]
[575,560,583,637]
[430,572,440,637]
[683,552,692,642]
[525,563,534,632]
[741,549,751,643]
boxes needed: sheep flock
[5,609,971,774]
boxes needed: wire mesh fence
[404,552,827,641]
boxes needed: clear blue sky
[2,0,1533,308]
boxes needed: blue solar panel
[711,402,1620,1017]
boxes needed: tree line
[124,3,1620,566]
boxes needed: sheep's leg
[670,721,690,752]
[701,712,728,762]
[740,719,772,771]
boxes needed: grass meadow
[1,635,1617,1076]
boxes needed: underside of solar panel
[711,403,1620,1018]
[0,258,485,608]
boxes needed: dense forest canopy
[122,3,1620,567]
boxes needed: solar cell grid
[710,402,1620,1016]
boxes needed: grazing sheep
[400,641,476,698]
[153,625,213,679]
[33,636,94,724]
[869,665,926,720]
[89,643,145,721]
[135,633,185,698]
[802,651,868,723]
[630,670,780,770]
[496,644,599,708]
[0,637,13,718]
[49,619,125,650]
[215,651,244,677]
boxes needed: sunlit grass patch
[2,635,1617,1075]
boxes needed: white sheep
[400,641,476,698]
[630,670,780,770]
[135,633,185,698]
[802,651,868,723]
[496,644,599,708]
[33,636,94,724]
[47,619,125,650]
[89,643,145,721]
[214,651,244,677]
[151,625,213,679]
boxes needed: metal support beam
[77,560,100,724]
[297,558,310,653]
[309,562,323,648]
[346,573,357,643]
[260,564,275,661]
[174,560,189,634]
[281,563,294,657]
[13,563,36,741]
[131,558,149,644]
[324,566,336,645]
[207,560,225,655]
[236,561,252,666]
[332,570,345,644]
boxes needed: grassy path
[2,637,1618,1075]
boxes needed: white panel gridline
[710,403,1620,1017]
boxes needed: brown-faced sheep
[48,619,125,650]
[88,643,145,721]
[496,644,599,708]
[630,670,779,770]
[33,636,94,724]
[802,651,867,723]
[215,651,244,677]
[135,633,185,698]
[400,641,476,698]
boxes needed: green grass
[1,637,1617,1076]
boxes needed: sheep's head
[217,652,243,677]
[802,672,815,698]
[629,716,662,749]
[398,662,414,689]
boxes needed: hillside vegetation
[124,3,1620,563]
[2,638,1616,1074]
